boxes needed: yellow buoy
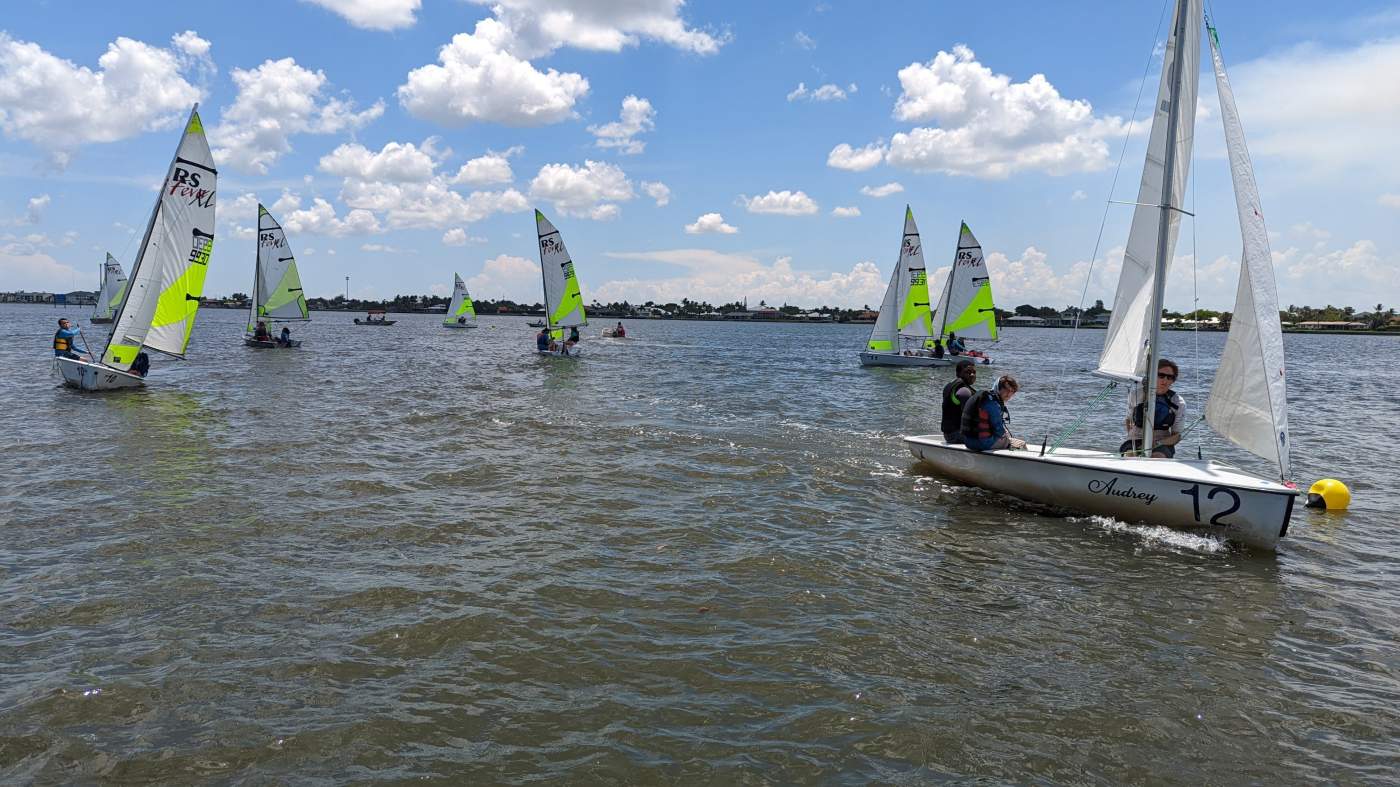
[1305,479,1350,511]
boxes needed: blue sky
[3,0,1398,310]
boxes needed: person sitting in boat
[254,321,271,342]
[614,322,626,338]
[947,333,966,356]
[52,318,87,360]
[1120,358,1185,458]
[457,315,467,325]
[931,340,945,359]
[962,375,1026,452]
[130,351,150,377]
[535,328,551,352]
[569,325,581,344]
[941,361,978,444]
[277,326,292,347]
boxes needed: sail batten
[536,210,587,328]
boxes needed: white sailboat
[929,222,998,364]
[534,210,586,357]
[244,204,309,348]
[905,1,1299,551]
[858,206,942,367]
[443,273,478,329]
[57,106,216,391]
[89,253,127,324]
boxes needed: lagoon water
[2,302,1398,783]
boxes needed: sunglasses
[1157,372,1176,381]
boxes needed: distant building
[1004,315,1046,327]
[1297,321,1368,330]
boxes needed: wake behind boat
[244,204,308,348]
[533,210,586,358]
[905,1,1297,550]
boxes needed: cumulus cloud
[827,141,885,171]
[442,228,487,246]
[24,194,50,224]
[341,179,530,228]
[529,159,634,219]
[213,57,383,174]
[588,94,656,154]
[361,242,414,253]
[739,190,818,215]
[302,0,421,30]
[0,32,209,167]
[1071,189,1088,201]
[860,182,904,198]
[398,18,589,127]
[793,31,816,50]
[641,180,671,206]
[277,194,384,236]
[319,138,443,182]
[831,205,860,218]
[451,146,523,185]
[468,253,541,302]
[1275,239,1400,304]
[469,0,725,59]
[594,250,887,308]
[787,81,851,102]
[0,246,82,291]
[684,212,738,234]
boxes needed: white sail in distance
[866,206,933,351]
[535,210,587,330]
[444,273,476,325]
[1096,0,1201,382]
[1204,24,1291,480]
[933,222,998,341]
[94,253,127,320]
[249,204,308,333]
[102,107,217,370]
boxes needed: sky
[2,0,1398,311]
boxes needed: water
[3,303,1398,783]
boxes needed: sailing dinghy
[929,222,998,364]
[443,274,478,329]
[57,106,216,391]
[89,253,127,324]
[244,204,309,348]
[858,207,943,367]
[906,1,1298,550]
[534,210,586,357]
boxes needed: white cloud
[319,138,443,182]
[588,94,655,154]
[860,182,904,198]
[529,159,634,219]
[1275,239,1400,304]
[278,194,384,236]
[213,57,383,174]
[1380,193,1400,209]
[397,18,589,127]
[171,31,212,58]
[831,206,860,218]
[1290,221,1331,241]
[361,242,414,253]
[869,45,1130,178]
[0,247,81,291]
[341,179,530,229]
[25,194,50,224]
[469,0,725,59]
[641,180,671,206]
[739,190,818,215]
[794,31,816,50]
[302,0,421,30]
[468,253,541,302]
[1071,189,1088,201]
[443,228,486,246]
[684,212,738,234]
[827,141,886,171]
[594,250,887,308]
[787,82,848,102]
[0,32,208,167]
[451,146,523,185]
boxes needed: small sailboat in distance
[90,253,127,324]
[534,209,586,357]
[443,273,478,329]
[930,222,997,364]
[858,206,942,367]
[56,105,216,391]
[244,204,309,348]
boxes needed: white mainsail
[444,273,476,325]
[1096,0,1202,382]
[102,106,217,370]
[933,222,998,341]
[248,204,308,333]
[94,253,127,321]
[867,206,933,351]
[535,210,586,331]
[1204,24,1291,480]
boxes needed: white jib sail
[866,262,902,351]
[535,210,586,329]
[934,223,997,341]
[102,106,217,370]
[896,208,934,341]
[444,273,475,325]
[95,253,127,320]
[251,204,308,330]
[1204,26,1291,480]
[1096,0,1201,382]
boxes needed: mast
[937,224,958,339]
[1144,0,1191,457]
[249,207,261,334]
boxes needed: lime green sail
[247,204,310,335]
[443,273,477,326]
[933,221,999,342]
[867,205,934,351]
[535,210,587,330]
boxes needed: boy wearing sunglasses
[1120,358,1184,458]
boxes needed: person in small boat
[535,328,551,352]
[1120,358,1185,458]
[614,322,626,338]
[52,318,87,360]
[569,325,581,344]
[941,361,978,444]
[278,326,292,346]
[254,321,271,342]
[962,375,1026,452]
[931,339,945,359]
[457,315,467,325]
[947,332,966,356]
[130,351,150,377]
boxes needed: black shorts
[1119,439,1175,458]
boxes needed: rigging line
[1046,380,1120,455]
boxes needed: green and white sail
[443,273,476,325]
[535,210,586,336]
[247,204,309,333]
[94,253,128,321]
[102,106,217,371]
[867,206,934,351]
[932,222,998,342]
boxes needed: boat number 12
[1180,484,1241,526]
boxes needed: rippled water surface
[3,303,1398,783]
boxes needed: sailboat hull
[243,337,302,348]
[904,435,1295,551]
[55,356,145,391]
[443,323,478,329]
[859,351,986,368]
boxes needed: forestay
[1204,25,1291,480]
[867,206,933,351]
[95,253,127,320]
[102,107,217,370]
[444,273,476,325]
[1096,0,1201,382]
[535,210,586,331]
[933,222,998,341]
[249,205,308,331]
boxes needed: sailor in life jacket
[940,360,978,444]
[961,374,1027,452]
[1120,357,1185,458]
[52,318,87,360]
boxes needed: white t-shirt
[1125,386,1186,440]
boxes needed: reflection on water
[1,304,1398,783]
